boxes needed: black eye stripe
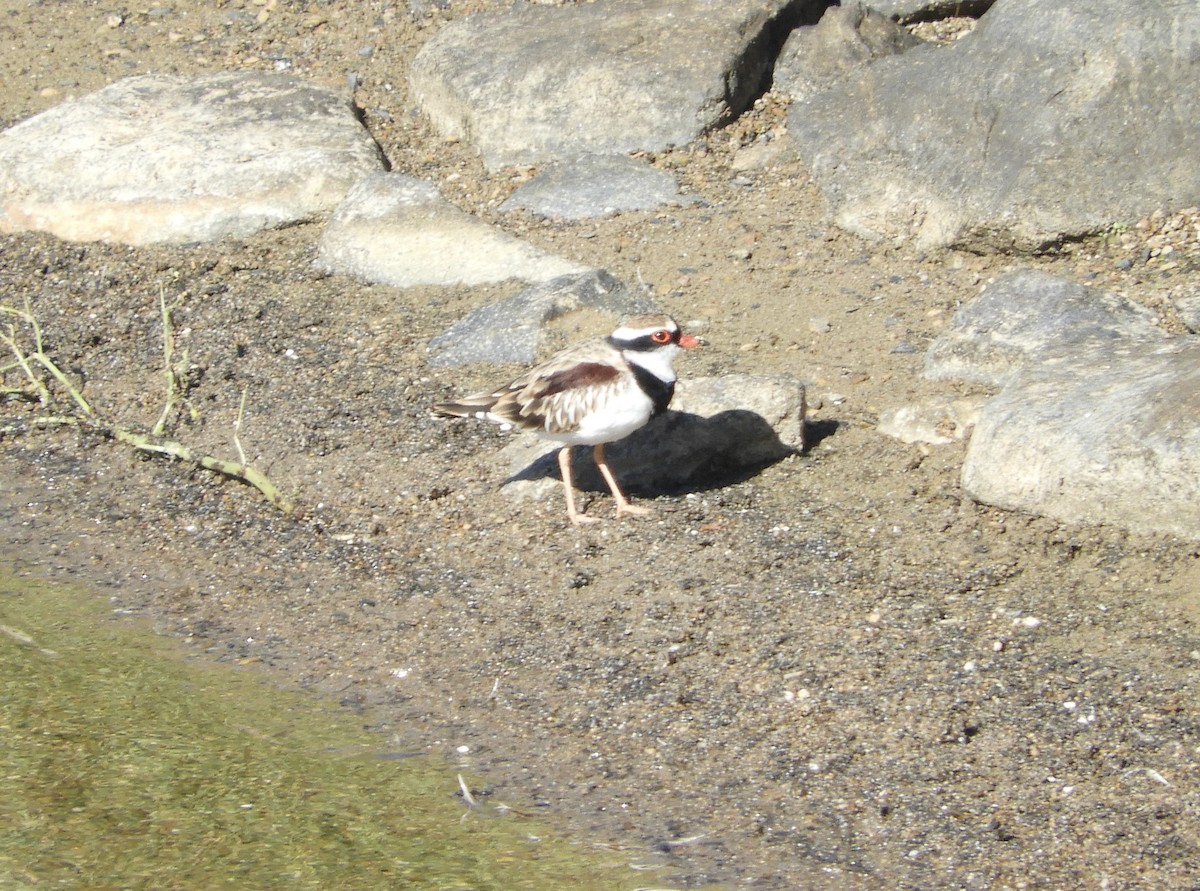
[610,329,677,351]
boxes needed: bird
[433,313,702,525]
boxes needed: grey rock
[1173,294,1200,335]
[499,154,698,219]
[962,338,1200,539]
[500,374,805,501]
[426,270,653,367]
[0,73,385,245]
[877,396,986,445]
[925,269,1164,387]
[775,1,920,101]
[931,269,1199,536]
[729,136,800,173]
[863,0,996,21]
[788,0,1200,250]
[673,373,807,453]
[315,172,588,288]
[409,0,803,169]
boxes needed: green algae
[0,572,649,891]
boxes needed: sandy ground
[3,3,1199,888]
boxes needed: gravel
[2,3,1199,888]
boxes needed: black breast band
[629,364,675,417]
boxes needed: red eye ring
[651,329,673,344]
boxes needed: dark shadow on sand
[505,408,829,497]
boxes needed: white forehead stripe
[612,319,677,340]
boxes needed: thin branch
[3,299,93,415]
[152,284,181,436]
[2,317,53,405]
[106,422,295,514]
[0,296,296,516]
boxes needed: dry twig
[0,294,295,515]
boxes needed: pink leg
[558,447,598,525]
[593,443,651,519]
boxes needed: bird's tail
[432,397,496,420]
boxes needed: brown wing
[434,336,626,434]
[475,361,617,435]
[534,362,621,398]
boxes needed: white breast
[541,376,655,447]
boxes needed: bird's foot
[614,502,653,519]
[568,511,602,526]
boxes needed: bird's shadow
[504,408,821,497]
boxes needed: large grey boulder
[0,73,385,245]
[787,0,1200,250]
[863,0,996,20]
[1176,294,1200,335]
[927,269,1200,537]
[962,339,1200,539]
[314,173,588,288]
[410,0,804,170]
[774,1,920,101]
[925,269,1165,386]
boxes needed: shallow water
[0,570,646,891]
